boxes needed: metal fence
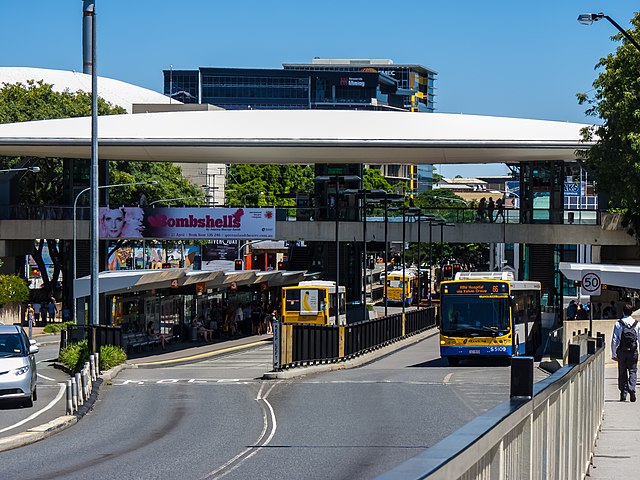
[63,324,122,353]
[377,338,605,480]
[275,307,436,370]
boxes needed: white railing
[377,341,605,480]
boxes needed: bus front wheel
[447,357,460,367]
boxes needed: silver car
[0,325,39,407]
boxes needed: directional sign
[581,271,601,296]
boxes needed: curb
[262,327,440,380]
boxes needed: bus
[385,268,419,306]
[439,272,541,366]
[281,281,346,326]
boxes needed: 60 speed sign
[581,271,602,296]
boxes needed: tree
[362,168,392,191]
[0,81,203,294]
[0,275,30,307]
[226,164,314,207]
[577,12,640,239]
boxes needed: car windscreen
[0,333,26,357]
[440,295,510,336]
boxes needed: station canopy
[559,262,640,290]
[0,109,593,165]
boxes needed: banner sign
[300,289,319,316]
[99,207,276,240]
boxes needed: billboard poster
[300,289,319,316]
[201,241,238,272]
[99,207,276,240]
[564,181,581,197]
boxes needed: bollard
[66,379,73,415]
[84,362,91,396]
[71,376,78,411]
[568,343,581,364]
[510,356,534,399]
[81,370,88,401]
[75,372,84,406]
[587,339,596,355]
[89,355,96,382]
[596,335,604,349]
[95,351,100,375]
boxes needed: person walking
[611,304,640,402]
[494,198,505,223]
[487,197,495,223]
[32,302,41,324]
[47,296,58,323]
[566,300,578,320]
[24,304,35,338]
[476,198,487,223]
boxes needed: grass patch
[42,321,74,334]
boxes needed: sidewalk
[589,365,640,478]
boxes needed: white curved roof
[0,67,174,113]
[0,109,593,164]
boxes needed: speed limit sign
[581,271,601,296]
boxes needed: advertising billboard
[99,207,276,240]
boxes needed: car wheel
[32,386,38,402]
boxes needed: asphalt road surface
[0,334,548,480]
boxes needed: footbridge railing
[377,338,605,480]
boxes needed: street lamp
[0,166,40,174]
[407,208,435,304]
[578,13,640,53]
[72,180,157,324]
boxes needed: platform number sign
[581,271,601,296]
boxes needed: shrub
[58,341,127,373]
[58,340,89,373]
[0,275,29,307]
[99,344,127,370]
[43,321,74,334]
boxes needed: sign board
[581,271,601,296]
[229,281,238,292]
[564,182,581,197]
[170,279,179,288]
[196,282,206,294]
[300,289,319,315]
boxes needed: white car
[0,325,39,407]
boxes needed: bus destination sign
[443,282,508,295]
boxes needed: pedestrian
[494,198,505,223]
[24,304,34,325]
[487,197,495,223]
[594,302,602,319]
[603,300,618,319]
[476,198,487,223]
[32,302,41,324]
[47,297,58,323]
[611,304,640,402]
[566,300,578,320]
[576,303,588,320]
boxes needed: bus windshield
[441,296,510,336]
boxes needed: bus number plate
[469,349,481,354]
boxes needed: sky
[2,1,638,177]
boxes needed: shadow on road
[408,357,511,368]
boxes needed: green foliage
[43,321,74,334]
[362,168,392,191]
[58,340,127,373]
[0,275,30,306]
[58,340,90,373]
[226,164,314,206]
[577,12,640,239]
[99,344,127,370]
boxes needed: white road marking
[443,373,453,383]
[202,382,280,480]
[0,383,66,434]
[37,373,57,381]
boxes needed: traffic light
[277,261,284,270]
[368,258,375,270]
[162,262,172,269]
[443,264,453,279]
[452,263,461,277]
[234,259,243,271]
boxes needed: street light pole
[89,1,99,327]
[0,166,40,174]
[578,12,640,53]
[384,197,388,317]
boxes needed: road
[0,339,68,437]
[0,334,548,480]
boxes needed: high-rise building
[163,58,437,192]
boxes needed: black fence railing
[63,324,122,353]
[277,307,437,370]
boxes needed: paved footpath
[589,364,640,478]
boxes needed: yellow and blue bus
[385,269,419,306]
[439,272,541,366]
[281,281,346,326]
